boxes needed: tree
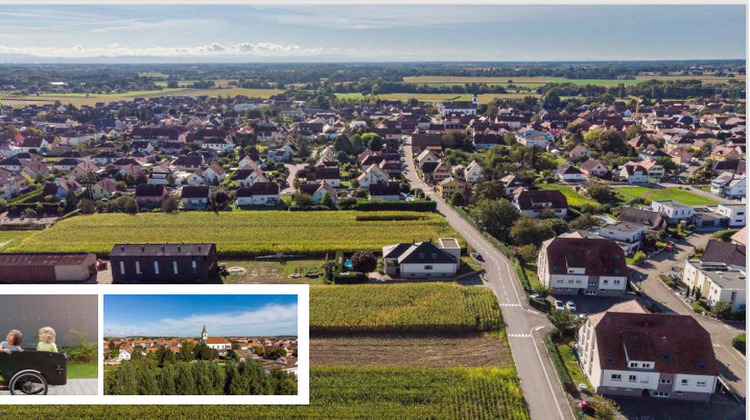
[350,178,360,189]
[321,191,335,209]
[712,302,732,319]
[450,192,465,207]
[177,341,196,362]
[292,193,314,208]
[569,214,597,230]
[63,193,78,213]
[110,362,137,395]
[677,220,686,235]
[174,363,197,395]
[123,197,138,214]
[212,189,231,211]
[587,184,612,203]
[154,345,175,367]
[162,195,180,213]
[548,307,582,339]
[158,365,176,395]
[517,244,538,264]
[510,217,555,247]
[333,135,352,154]
[136,365,160,395]
[595,397,619,420]
[632,251,646,265]
[362,133,382,151]
[350,250,377,273]
[468,198,519,240]
[79,198,96,214]
[657,156,679,174]
[542,90,561,110]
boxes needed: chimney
[141,246,145,252]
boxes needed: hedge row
[353,200,437,212]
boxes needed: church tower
[201,325,208,342]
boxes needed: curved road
[403,142,573,420]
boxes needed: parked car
[669,273,680,281]
[470,252,484,262]
[554,300,565,311]
[566,301,577,312]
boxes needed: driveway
[281,163,307,195]
[628,232,746,398]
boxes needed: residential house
[381,239,460,278]
[595,222,649,255]
[464,160,483,183]
[710,172,746,198]
[422,160,452,184]
[416,149,439,168]
[232,168,266,188]
[135,184,168,208]
[438,177,469,201]
[171,155,203,171]
[516,128,550,148]
[202,163,227,184]
[235,182,280,206]
[715,204,746,228]
[580,159,608,179]
[578,309,718,401]
[640,158,666,178]
[619,162,649,184]
[651,200,694,224]
[512,188,569,218]
[90,178,118,200]
[617,207,666,232]
[537,236,627,296]
[368,182,401,201]
[556,165,584,182]
[181,186,211,210]
[436,97,477,116]
[299,182,337,205]
[569,145,591,160]
[357,165,389,188]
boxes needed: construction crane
[628,95,643,121]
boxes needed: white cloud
[0,42,335,58]
[104,302,298,337]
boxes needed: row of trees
[105,359,296,396]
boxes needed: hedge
[353,200,437,212]
[732,333,745,355]
[334,271,369,284]
[528,297,551,313]
[659,275,676,288]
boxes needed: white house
[202,163,227,183]
[200,326,231,351]
[578,307,719,402]
[715,204,746,228]
[537,236,627,296]
[651,200,694,224]
[416,149,439,168]
[556,165,584,182]
[357,165,389,188]
[683,260,746,313]
[235,182,280,206]
[619,163,649,184]
[711,172,746,198]
[594,222,649,255]
[381,239,460,278]
[515,128,549,148]
[464,160,483,183]
[436,96,477,116]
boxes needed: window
[681,379,688,386]
[659,379,672,384]
[698,363,707,371]
[697,381,706,387]
[614,279,621,285]
[173,261,178,275]
[641,363,650,368]
[654,392,670,398]
[119,261,125,275]
[192,260,197,273]
[663,354,671,361]
[603,280,609,285]
[629,362,638,368]
[628,375,637,382]
[424,265,433,270]
[135,261,142,275]
[611,374,621,381]
[154,261,160,275]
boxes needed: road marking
[499,303,522,307]
[508,333,532,338]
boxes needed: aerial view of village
[0,3,746,419]
[102,294,298,395]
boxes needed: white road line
[530,325,568,420]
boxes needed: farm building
[0,252,97,283]
[109,243,219,283]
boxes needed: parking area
[613,389,744,420]
[547,293,651,315]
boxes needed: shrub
[64,329,97,363]
[333,271,369,284]
[659,275,676,288]
[732,333,745,355]
[516,244,538,264]
[528,296,551,312]
[350,250,377,273]
[353,200,437,212]
[691,301,707,314]
[631,251,646,265]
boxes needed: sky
[104,294,299,337]
[0,5,745,62]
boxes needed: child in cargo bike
[0,330,24,353]
[36,327,58,353]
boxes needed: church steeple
[201,325,208,341]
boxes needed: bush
[631,251,646,265]
[732,333,745,355]
[712,228,740,242]
[353,200,437,212]
[63,329,97,363]
[350,250,377,273]
[691,301,707,314]
[333,271,369,284]
[659,275,676,288]
[528,296,551,312]
[516,244,538,264]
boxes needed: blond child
[37,327,58,352]
[0,329,24,353]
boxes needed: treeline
[105,359,297,396]
[328,81,507,95]
[537,79,745,100]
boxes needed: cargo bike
[0,350,67,395]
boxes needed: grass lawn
[68,362,98,379]
[9,211,463,257]
[613,186,718,205]
[0,231,40,251]
[555,340,592,391]
[223,259,328,284]
[540,184,599,207]
[521,264,542,290]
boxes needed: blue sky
[104,294,298,337]
[0,5,745,61]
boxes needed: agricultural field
[310,283,501,334]
[0,230,39,251]
[311,334,511,367]
[8,211,463,257]
[335,92,537,103]
[222,259,327,284]
[613,186,719,205]
[403,74,744,86]
[539,184,599,207]
[3,366,529,419]
[21,87,284,107]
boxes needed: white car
[554,300,565,311]
[566,301,577,312]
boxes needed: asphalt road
[403,142,573,420]
[629,233,747,398]
[281,163,307,195]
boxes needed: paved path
[403,142,573,420]
[281,163,307,195]
[629,233,746,397]
[0,378,97,395]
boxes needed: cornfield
[310,283,502,334]
[9,211,464,257]
[2,366,530,419]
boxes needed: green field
[310,283,501,334]
[5,365,529,419]
[0,231,39,251]
[335,92,537,103]
[403,74,744,86]
[613,186,718,205]
[8,211,463,257]
[539,184,599,207]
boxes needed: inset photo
[0,295,98,396]
[103,294,300,398]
